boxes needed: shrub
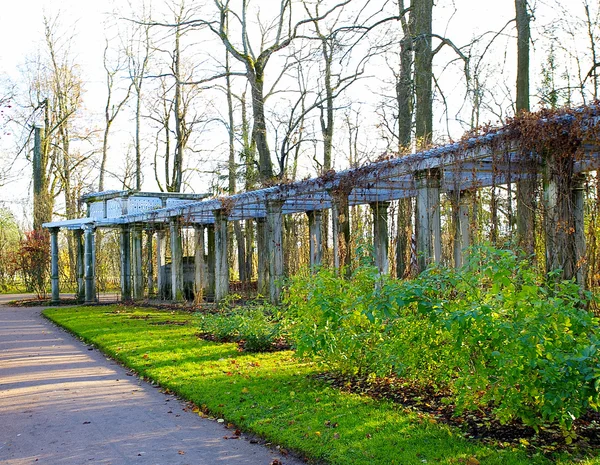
[17,230,50,298]
[196,303,285,352]
[284,245,600,433]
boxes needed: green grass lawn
[43,305,600,465]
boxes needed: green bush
[196,303,285,352]
[284,245,600,433]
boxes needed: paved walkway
[0,295,302,465]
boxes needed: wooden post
[74,229,84,302]
[156,228,166,299]
[49,227,60,303]
[256,217,269,296]
[131,225,143,299]
[84,224,96,303]
[194,224,206,302]
[170,218,184,302]
[146,229,155,297]
[120,225,131,301]
[214,210,229,303]
[370,202,390,274]
[415,169,441,272]
[267,200,284,304]
[307,210,323,270]
[453,190,472,268]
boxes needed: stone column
[267,200,284,304]
[332,193,351,276]
[415,169,441,272]
[74,229,84,302]
[214,210,229,303]
[84,224,96,303]
[573,174,586,287]
[131,225,144,299]
[370,202,390,274]
[156,228,167,299]
[49,227,60,303]
[453,190,472,269]
[120,225,131,301]
[146,229,155,297]
[170,218,184,302]
[307,210,323,270]
[256,217,269,296]
[194,224,206,302]
[207,226,216,297]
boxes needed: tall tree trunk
[225,48,248,281]
[172,24,183,193]
[396,0,414,279]
[248,62,274,181]
[515,0,536,256]
[413,0,433,148]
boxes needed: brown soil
[315,373,600,456]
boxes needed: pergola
[43,105,600,304]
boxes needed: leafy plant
[17,230,50,298]
[285,245,600,433]
[196,303,285,352]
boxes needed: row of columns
[49,167,587,305]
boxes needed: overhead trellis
[42,104,600,305]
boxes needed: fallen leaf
[178,450,185,455]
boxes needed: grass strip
[43,305,599,465]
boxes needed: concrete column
[146,229,155,297]
[49,227,60,303]
[194,224,206,302]
[207,226,216,297]
[131,226,143,299]
[415,169,441,272]
[453,190,472,269]
[156,228,167,299]
[307,210,323,270]
[214,210,229,303]
[84,224,96,303]
[120,225,131,301]
[573,174,586,287]
[74,229,84,302]
[256,217,269,296]
[370,202,390,274]
[267,201,284,304]
[332,194,351,276]
[332,203,340,270]
[170,218,184,302]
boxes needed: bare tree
[99,37,133,191]
[147,1,206,193]
[126,1,153,191]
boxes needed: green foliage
[196,302,284,352]
[17,230,50,298]
[0,209,22,292]
[43,305,556,465]
[285,245,600,433]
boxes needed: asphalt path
[0,295,303,465]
